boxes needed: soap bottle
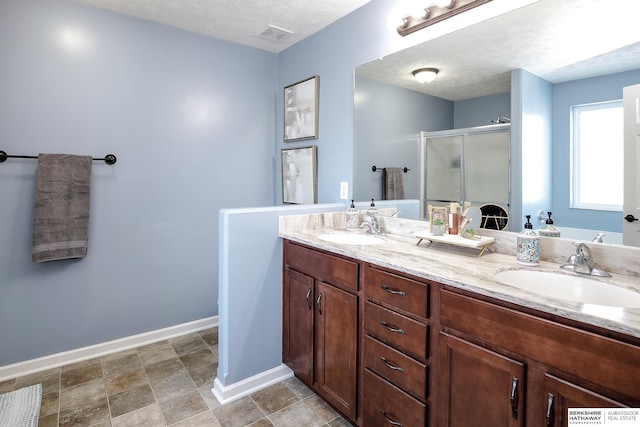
[538,211,561,238]
[516,215,540,266]
[367,199,378,218]
[345,199,359,231]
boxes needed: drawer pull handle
[381,285,406,296]
[380,357,404,372]
[510,377,519,419]
[306,288,312,309]
[380,321,405,334]
[379,411,403,426]
[546,393,554,426]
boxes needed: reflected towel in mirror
[382,167,405,200]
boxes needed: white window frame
[570,100,623,212]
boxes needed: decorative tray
[414,231,495,256]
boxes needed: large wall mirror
[353,0,640,246]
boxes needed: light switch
[340,182,349,200]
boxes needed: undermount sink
[318,232,384,246]
[494,270,640,308]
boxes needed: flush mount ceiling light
[398,0,492,36]
[412,68,439,83]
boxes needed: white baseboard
[212,364,293,405]
[0,316,218,382]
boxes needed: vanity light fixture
[398,0,492,36]
[413,68,439,83]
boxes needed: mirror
[354,0,640,245]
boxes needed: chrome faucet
[560,242,611,277]
[361,212,381,235]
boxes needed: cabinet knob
[316,293,323,314]
[306,288,312,309]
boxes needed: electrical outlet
[340,181,349,200]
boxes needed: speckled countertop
[279,213,640,340]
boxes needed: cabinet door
[315,281,358,420]
[543,374,627,427]
[283,268,314,385]
[439,333,524,427]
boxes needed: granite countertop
[279,216,640,340]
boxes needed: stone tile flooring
[0,328,351,426]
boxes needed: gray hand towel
[32,154,92,263]
[382,167,405,200]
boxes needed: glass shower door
[464,131,510,206]
[425,135,463,203]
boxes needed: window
[570,100,623,211]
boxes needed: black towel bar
[371,165,410,173]
[0,150,117,165]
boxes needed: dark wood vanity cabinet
[282,240,359,422]
[439,289,640,427]
[283,239,640,427]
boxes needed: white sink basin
[494,270,640,308]
[318,232,384,245]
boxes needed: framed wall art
[284,75,319,141]
[281,145,317,204]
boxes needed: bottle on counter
[448,202,459,235]
[367,199,378,219]
[538,211,561,238]
[345,199,359,231]
[517,215,540,266]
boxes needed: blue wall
[454,92,511,128]
[0,0,277,365]
[353,77,453,201]
[275,0,440,205]
[217,204,343,389]
[510,69,553,231]
[552,69,640,232]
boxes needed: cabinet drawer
[365,301,429,359]
[364,335,427,401]
[364,265,430,318]
[363,369,426,427]
[284,241,358,291]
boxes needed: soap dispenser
[539,211,561,238]
[367,199,378,218]
[517,215,540,266]
[345,199,359,231]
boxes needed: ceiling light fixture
[412,68,439,83]
[398,0,492,36]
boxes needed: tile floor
[0,328,351,426]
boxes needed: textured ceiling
[72,0,371,53]
[356,0,640,101]
[71,0,640,100]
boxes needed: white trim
[212,364,293,405]
[0,316,218,382]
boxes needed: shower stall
[419,124,511,229]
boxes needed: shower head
[491,116,511,124]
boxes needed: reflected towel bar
[371,165,410,173]
[0,150,117,165]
